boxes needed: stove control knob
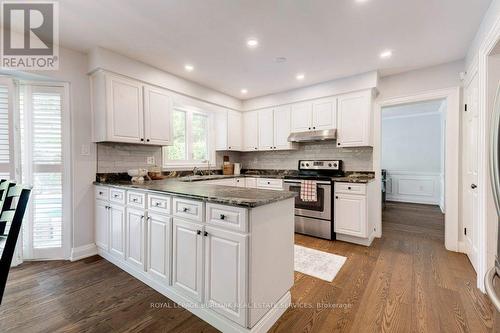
[301,163,305,167]
[333,163,338,168]
[328,163,332,167]
[305,163,309,167]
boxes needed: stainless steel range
[283,160,344,240]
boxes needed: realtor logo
[1,1,59,70]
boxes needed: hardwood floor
[0,202,494,332]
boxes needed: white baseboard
[98,250,290,333]
[70,243,98,261]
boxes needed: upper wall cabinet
[337,89,373,147]
[291,97,337,132]
[215,110,243,151]
[274,106,296,150]
[91,70,172,145]
[243,111,258,151]
[258,108,274,150]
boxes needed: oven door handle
[284,180,331,185]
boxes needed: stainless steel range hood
[287,129,337,142]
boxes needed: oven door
[283,180,331,220]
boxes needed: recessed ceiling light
[380,50,392,59]
[296,73,305,81]
[355,0,370,3]
[275,57,287,63]
[246,38,259,48]
[184,64,194,72]
[241,89,248,94]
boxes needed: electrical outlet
[146,156,155,165]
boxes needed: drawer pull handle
[204,231,208,237]
[219,214,226,220]
[267,182,271,185]
[197,230,201,235]
[114,194,119,198]
[183,207,189,212]
[99,191,103,195]
[132,198,138,202]
[155,202,161,207]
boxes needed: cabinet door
[337,90,372,147]
[243,111,258,151]
[258,108,274,150]
[147,213,172,283]
[215,111,228,150]
[274,105,293,150]
[227,111,242,151]
[106,74,144,143]
[312,98,337,130]
[109,204,125,259]
[95,199,109,251]
[143,86,172,145]
[204,226,248,326]
[126,208,146,271]
[291,102,313,132]
[334,193,367,237]
[172,218,204,302]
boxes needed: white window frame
[162,105,215,169]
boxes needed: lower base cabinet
[95,199,109,251]
[147,212,172,283]
[126,208,146,270]
[334,193,366,237]
[172,218,204,302]
[205,226,248,326]
[109,204,126,259]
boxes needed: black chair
[0,181,32,304]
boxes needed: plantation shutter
[0,80,15,181]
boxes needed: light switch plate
[80,144,90,156]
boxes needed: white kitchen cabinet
[215,110,229,151]
[291,102,313,132]
[243,111,259,151]
[172,218,204,302]
[95,199,109,251]
[334,193,366,238]
[274,106,296,150]
[245,178,257,188]
[91,70,172,146]
[258,108,274,150]
[143,85,172,145]
[126,207,146,271]
[228,111,243,151]
[337,90,373,147]
[147,212,172,283]
[312,97,337,130]
[109,204,125,259]
[204,226,248,326]
[235,178,246,187]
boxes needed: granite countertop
[94,179,297,208]
[331,176,376,183]
[178,174,286,182]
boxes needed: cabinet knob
[308,127,311,130]
[146,139,150,142]
[337,142,341,146]
[254,147,258,150]
[204,231,208,237]
[99,191,103,195]
[197,230,201,235]
[348,186,352,190]
[133,198,138,202]
[228,146,232,149]
[219,214,226,220]
[114,194,119,198]
[335,196,339,199]
[140,138,144,142]
[183,207,189,212]
[155,202,160,207]
[471,184,477,189]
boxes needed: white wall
[381,101,445,205]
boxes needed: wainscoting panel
[386,171,443,205]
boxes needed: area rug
[294,245,347,282]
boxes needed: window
[163,107,212,168]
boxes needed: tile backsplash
[234,141,373,171]
[97,141,373,173]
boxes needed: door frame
[373,87,462,251]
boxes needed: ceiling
[382,99,445,119]
[58,0,491,99]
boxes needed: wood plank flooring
[0,202,495,332]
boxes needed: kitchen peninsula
[94,178,296,333]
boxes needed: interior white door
[243,111,258,151]
[312,98,337,130]
[227,111,242,151]
[258,108,274,150]
[143,85,172,145]
[95,199,109,251]
[106,74,144,143]
[126,208,146,270]
[462,72,479,272]
[109,203,125,259]
[274,106,293,150]
[147,212,171,283]
[204,226,248,326]
[334,194,366,237]
[291,102,313,132]
[172,218,204,302]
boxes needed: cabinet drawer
[148,194,171,215]
[109,188,126,204]
[173,197,204,222]
[95,186,109,201]
[206,203,248,232]
[256,178,283,190]
[335,182,366,195]
[127,191,146,208]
